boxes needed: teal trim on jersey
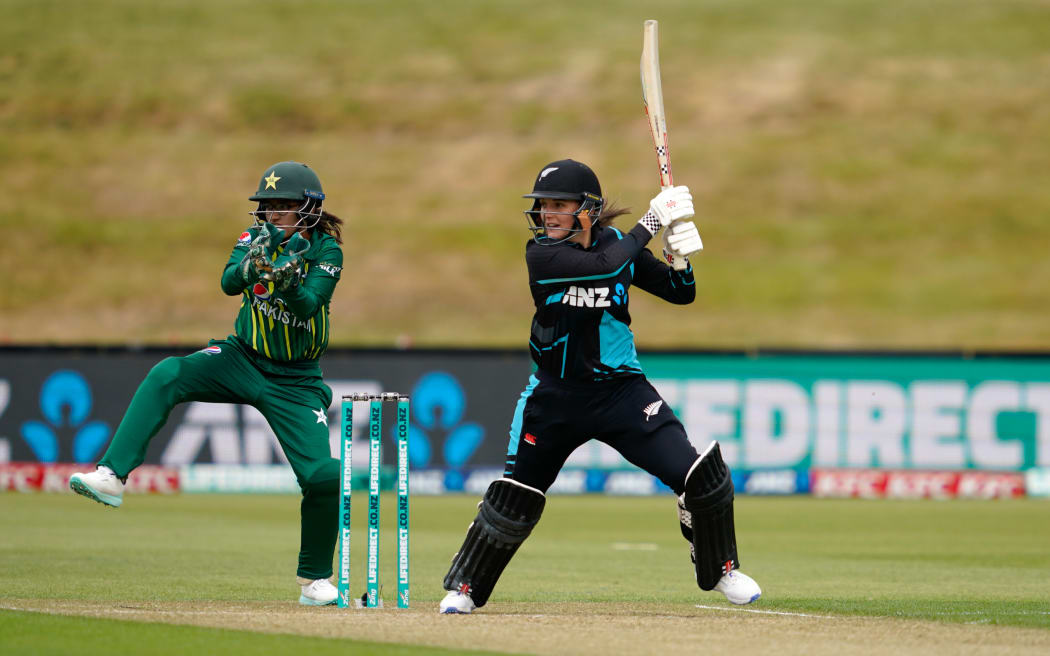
[608,228,636,280]
[507,375,540,458]
[535,260,631,285]
[544,291,566,305]
[598,310,642,373]
[530,334,570,377]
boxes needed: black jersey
[525,222,695,381]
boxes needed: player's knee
[144,357,182,391]
[301,458,339,496]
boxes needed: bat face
[641,19,673,190]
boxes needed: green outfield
[3,0,1049,349]
[1,493,1047,654]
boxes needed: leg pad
[681,441,739,591]
[442,478,546,608]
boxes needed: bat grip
[662,185,691,271]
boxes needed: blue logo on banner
[20,370,112,463]
[397,371,484,469]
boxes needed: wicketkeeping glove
[637,185,694,235]
[238,223,285,285]
[271,232,310,292]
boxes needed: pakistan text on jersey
[250,296,314,330]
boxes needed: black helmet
[523,159,605,245]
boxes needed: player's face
[259,200,303,232]
[539,198,582,242]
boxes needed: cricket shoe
[69,466,124,508]
[714,570,761,605]
[439,589,476,614]
[297,577,338,606]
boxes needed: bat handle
[660,184,691,271]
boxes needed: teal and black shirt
[220,226,343,366]
[526,223,694,381]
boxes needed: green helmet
[249,161,325,202]
[248,161,326,231]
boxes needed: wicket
[337,392,410,609]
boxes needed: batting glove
[665,220,703,257]
[650,185,694,226]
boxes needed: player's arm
[527,186,695,283]
[278,240,343,320]
[527,223,652,282]
[632,246,695,305]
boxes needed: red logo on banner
[0,463,180,494]
[811,469,1025,500]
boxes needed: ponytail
[315,210,344,244]
[594,204,632,229]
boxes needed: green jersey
[220,226,343,366]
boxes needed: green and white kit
[97,227,343,579]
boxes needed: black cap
[523,159,602,201]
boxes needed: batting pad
[442,478,546,608]
[681,441,739,591]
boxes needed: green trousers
[99,337,338,580]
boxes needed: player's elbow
[220,279,244,296]
[670,285,696,305]
[285,297,321,321]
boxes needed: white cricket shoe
[297,577,338,606]
[70,466,124,508]
[714,570,762,605]
[439,589,476,614]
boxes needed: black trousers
[505,374,699,495]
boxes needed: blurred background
[2,1,1049,492]
[3,0,1047,349]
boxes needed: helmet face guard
[248,161,326,235]
[249,195,324,233]
[522,159,604,246]
[524,192,605,245]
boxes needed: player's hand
[272,233,310,292]
[665,220,703,257]
[260,222,286,246]
[285,232,310,257]
[649,185,694,227]
[272,255,303,292]
[239,223,285,284]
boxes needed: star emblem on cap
[264,171,281,190]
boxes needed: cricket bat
[640,19,689,270]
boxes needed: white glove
[665,220,703,256]
[637,185,695,235]
[662,221,702,271]
[651,185,694,226]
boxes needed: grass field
[2,493,1048,654]
[3,0,1049,349]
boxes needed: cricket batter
[439,159,761,613]
[70,161,346,606]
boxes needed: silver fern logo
[643,400,663,421]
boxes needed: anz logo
[562,285,610,308]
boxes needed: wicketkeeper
[70,161,347,606]
[439,159,761,613]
